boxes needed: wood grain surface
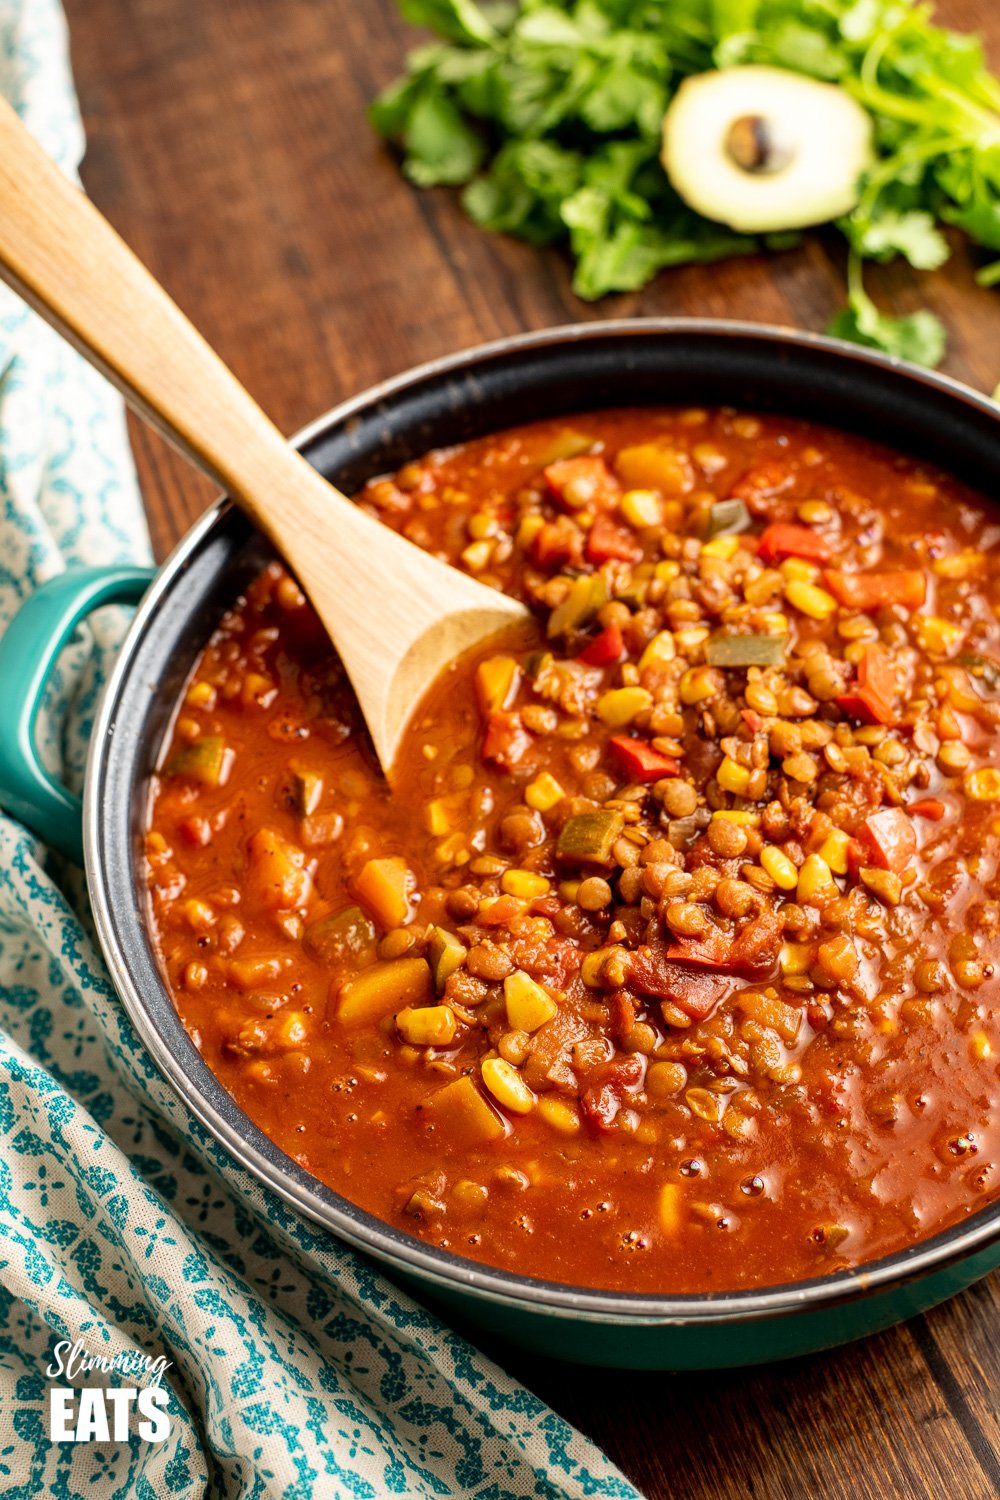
[61,1,1000,1494]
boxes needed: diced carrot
[585,514,642,564]
[477,895,522,927]
[837,646,896,726]
[855,808,917,874]
[577,623,624,666]
[482,711,532,769]
[354,856,413,929]
[608,735,680,782]
[245,828,314,911]
[544,456,620,512]
[823,568,927,611]
[475,654,522,717]
[757,524,834,565]
[909,798,948,821]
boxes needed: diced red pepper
[608,735,680,783]
[627,949,729,1021]
[482,711,532,769]
[544,456,620,513]
[856,808,917,874]
[908,797,948,821]
[586,514,642,564]
[823,568,927,612]
[757,524,834,565]
[741,708,764,734]
[531,517,583,570]
[837,646,896,726]
[578,623,624,666]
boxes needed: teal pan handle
[0,565,155,864]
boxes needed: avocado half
[662,65,875,234]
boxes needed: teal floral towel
[0,3,641,1495]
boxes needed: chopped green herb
[373,0,1000,365]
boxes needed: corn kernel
[185,680,216,709]
[674,627,710,654]
[182,898,215,933]
[596,687,652,727]
[717,756,751,795]
[482,1057,536,1115]
[461,539,493,572]
[468,511,498,541]
[701,534,741,560]
[504,969,558,1032]
[396,1004,458,1047]
[620,489,664,528]
[780,942,813,976]
[275,1011,309,1048]
[712,809,761,826]
[475,654,521,716]
[760,611,790,635]
[501,869,551,900]
[655,560,681,581]
[965,768,1000,801]
[933,550,983,579]
[525,771,565,812]
[537,1096,580,1134]
[679,666,722,705]
[786,579,838,620]
[761,845,798,891]
[818,828,851,875]
[915,616,964,654]
[638,630,676,670]
[781,557,821,584]
[797,853,836,905]
[971,1030,993,1061]
[559,879,581,903]
[425,797,460,836]
[516,514,545,548]
[658,1183,683,1235]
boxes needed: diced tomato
[730,463,794,508]
[531,517,583,569]
[627,949,729,1021]
[579,1053,644,1133]
[823,568,927,611]
[482,711,532,769]
[608,735,680,783]
[757,524,834,565]
[667,910,782,978]
[578,623,624,666]
[837,646,896,726]
[856,808,917,874]
[909,797,948,821]
[544,456,620,513]
[586,514,642,564]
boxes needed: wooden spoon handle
[0,97,527,770]
[0,94,318,525]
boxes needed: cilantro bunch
[371,0,1000,367]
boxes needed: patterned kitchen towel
[0,2,642,1496]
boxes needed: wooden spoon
[0,97,527,772]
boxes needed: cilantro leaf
[842,207,950,269]
[828,256,946,367]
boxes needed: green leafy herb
[372,0,1000,367]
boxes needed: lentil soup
[147,407,1000,1294]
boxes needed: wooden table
[63,1,1000,1494]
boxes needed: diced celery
[705,499,751,538]
[167,736,228,787]
[556,810,624,865]
[303,905,377,967]
[427,926,468,992]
